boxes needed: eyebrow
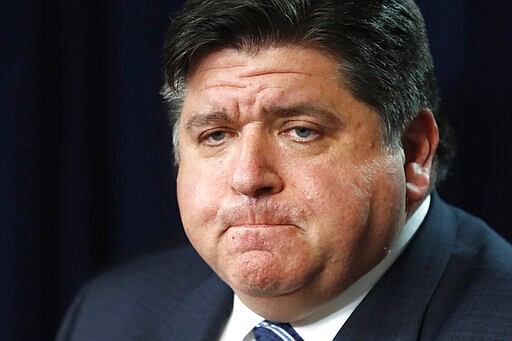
[184,103,342,131]
[268,103,342,128]
[185,111,233,131]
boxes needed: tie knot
[252,320,304,341]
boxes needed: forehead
[180,45,383,135]
[187,45,339,89]
[182,46,349,120]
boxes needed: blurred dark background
[1,1,510,340]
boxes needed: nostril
[254,186,275,196]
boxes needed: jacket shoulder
[424,202,512,339]
[56,246,218,340]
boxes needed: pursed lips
[224,224,300,252]
[217,200,306,233]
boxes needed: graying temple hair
[161,83,184,164]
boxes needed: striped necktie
[252,320,304,341]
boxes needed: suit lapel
[334,194,456,340]
[168,273,233,340]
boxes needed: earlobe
[402,109,439,209]
[405,162,431,203]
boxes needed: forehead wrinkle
[201,71,312,90]
[203,81,247,90]
[239,70,313,78]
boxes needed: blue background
[1,1,510,339]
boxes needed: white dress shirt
[219,196,431,341]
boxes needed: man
[57,0,512,340]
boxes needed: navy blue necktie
[252,320,304,341]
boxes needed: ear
[402,109,439,211]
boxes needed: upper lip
[218,200,304,230]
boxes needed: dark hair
[162,0,455,185]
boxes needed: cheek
[292,160,370,224]
[283,163,366,265]
[176,163,226,242]
[291,155,405,252]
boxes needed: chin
[226,263,314,300]
[238,281,298,298]
[228,270,297,297]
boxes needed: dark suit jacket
[56,194,512,340]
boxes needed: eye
[208,131,226,141]
[200,129,234,146]
[282,124,321,142]
[293,127,313,139]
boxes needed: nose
[229,131,284,197]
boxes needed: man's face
[177,46,408,319]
